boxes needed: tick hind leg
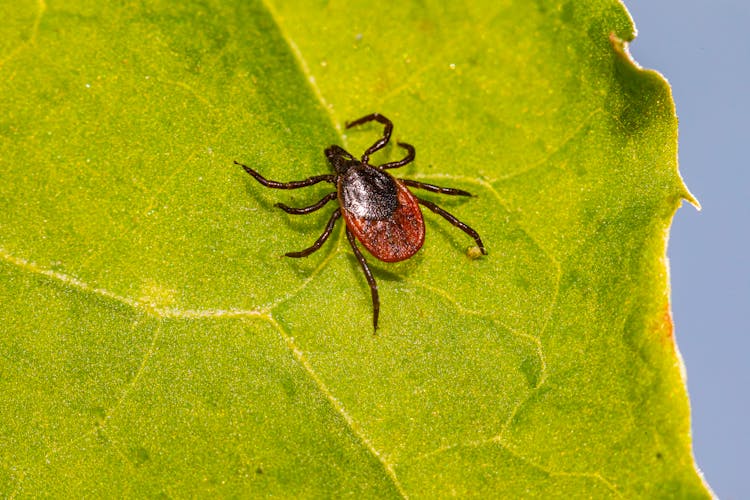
[345,228,380,332]
[345,113,393,165]
[417,198,487,255]
[235,160,334,189]
[285,209,341,258]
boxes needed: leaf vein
[0,247,268,319]
[265,316,409,499]
[260,0,338,129]
[492,439,624,498]
[411,437,622,497]
[0,0,45,71]
[108,321,162,418]
[493,107,605,182]
[264,230,343,312]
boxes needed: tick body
[235,113,486,331]
[336,155,425,262]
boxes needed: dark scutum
[340,166,399,220]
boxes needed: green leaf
[0,0,710,497]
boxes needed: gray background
[625,1,749,497]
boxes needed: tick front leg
[285,209,341,258]
[235,160,334,189]
[380,142,415,170]
[401,179,472,197]
[276,192,338,214]
[345,113,393,165]
[417,198,487,255]
[346,227,380,332]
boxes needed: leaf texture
[0,0,709,496]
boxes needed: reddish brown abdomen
[342,180,425,263]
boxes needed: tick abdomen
[343,182,425,263]
[339,166,399,220]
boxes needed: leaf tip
[683,190,701,211]
[608,32,637,67]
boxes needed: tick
[235,113,487,331]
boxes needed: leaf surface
[0,0,709,496]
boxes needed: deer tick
[235,113,486,331]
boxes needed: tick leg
[401,179,472,197]
[346,227,380,332]
[276,192,338,214]
[235,160,334,189]
[284,209,341,258]
[345,113,393,165]
[380,142,415,170]
[417,198,487,255]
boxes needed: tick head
[325,145,359,175]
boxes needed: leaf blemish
[138,280,178,309]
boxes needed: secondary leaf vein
[265,316,409,499]
[0,0,45,71]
